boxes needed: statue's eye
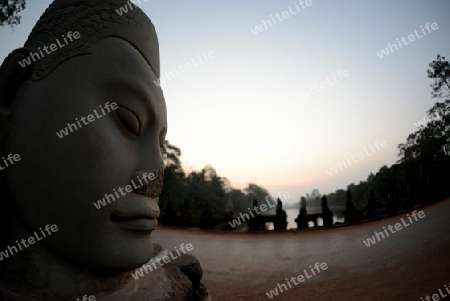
[115,106,141,136]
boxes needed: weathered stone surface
[0,244,210,300]
[49,272,76,299]
[0,0,211,300]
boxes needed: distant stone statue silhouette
[344,190,356,223]
[274,198,288,230]
[163,199,177,226]
[248,199,263,231]
[180,199,193,227]
[200,200,213,230]
[386,192,400,214]
[225,199,234,218]
[367,190,377,218]
[295,197,308,229]
[224,199,235,230]
[321,196,333,226]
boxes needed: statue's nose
[133,162,165,199]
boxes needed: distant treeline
[344,54,450,213]
[159,142,273,224]
[159,54,449,224]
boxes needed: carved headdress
[22,0,160,81]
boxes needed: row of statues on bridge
[161,190,373,230]
[296,190,367,228]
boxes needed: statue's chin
[40,239,155,273]
[85,249,155,273]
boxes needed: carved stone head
[0,0,167,272]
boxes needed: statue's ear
[0,48,34,114]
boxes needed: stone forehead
[24,0,160,81]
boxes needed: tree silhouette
[427,54,450,99]
[244,183,271,206]
[397,54,450,203]
[0,0,26,27]
[159,141,187,215]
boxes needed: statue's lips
[111,208,158,231]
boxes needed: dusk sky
[1,0,449,204]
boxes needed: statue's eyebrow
[104,77,154,113]
[101,76,169,132]
[123,39,158,79]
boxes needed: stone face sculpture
[0,0,210,300]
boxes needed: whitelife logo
[0,225,59,261]
[363,210,425,247]
[93,172,156,209]
[414,111,442,129]
[131,243,194,280]
[289,69,350,102]
[0,153,21,171]
[55,102,118,139]
[265,262,328,299]
[376,22,438,58]
[18,31,81,68]
[75,295,96,301]
[250,0,313,35]
[115,0,148,16]
[420,282,450,301]
[325,140,388,176]
[227,196,282,228]
[153,50,215,87]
